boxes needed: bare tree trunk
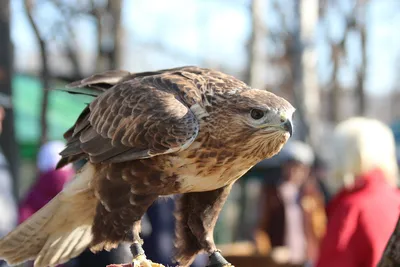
[356,26,366,115]
[378,216,400,267]
[64,20,82,78]
[330,45,341,123]
[66,42,82,78]
[91,0,106,72]
[245,0,265,88]
[109,0,122,70]
[24,0,50,145]
[300,0,320,147]
[291,0,308,142]
[0,0,19,197]
[92,0,123,71]
[52,0,83,78]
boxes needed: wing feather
[57,66,248,168]
[66,70,131,90]
[58,77,200,168]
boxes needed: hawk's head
[210,88,295,160]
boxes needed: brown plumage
[0,66,294,267]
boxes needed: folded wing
[57,74,200,168]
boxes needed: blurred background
[1,0,400,267]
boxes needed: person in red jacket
[316,117,400,267]
[18,141,75,224]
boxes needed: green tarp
[13,74,92,159]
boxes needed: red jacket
[316,169,400,267]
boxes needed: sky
[9,0,400,95]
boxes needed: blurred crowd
[1,94,400,267]
[251,117,400,267]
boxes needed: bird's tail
[0,163,98,267]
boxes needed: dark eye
[250,109,265,120]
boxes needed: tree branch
[50,0,83,77]
[109,0,122,69]
[0,0,20,196]
[24,0,50,145]
[356,18,367,115]
[91,0,107,72]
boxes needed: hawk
[0,66,294,267]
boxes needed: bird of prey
[0,66,294,267]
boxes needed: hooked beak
[281,118,293,137]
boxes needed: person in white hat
[254,141,326,266]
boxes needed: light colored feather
[0,163,98,267]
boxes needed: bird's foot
[206,250,234,267]
[106,258,164,267]
[130,242,164,267]
[131,254,157,267]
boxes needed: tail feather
[0,198,60,264]
[35,225,92,267]
[0,164,98,267]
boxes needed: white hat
[257,140,314,168]
[280,140,315,166]
[36,140,66,172]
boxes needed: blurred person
[311,156,331,205]
[301,172,327,264]
[0,95,18,267]
[18,141,75,224]
[316,117,400,267]
[254,141,326,266]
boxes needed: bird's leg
[130,221,164,267]
[130,220,145,256]
[174,184,234,267]
[130,221,152,267]
[207,250,231,267]
[125,194,160,267]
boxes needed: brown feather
[174,184,233,266]
[59,78,201,167]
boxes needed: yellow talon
[132,254,146,261]
[132,255,151,267]
[131,254,165,267]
